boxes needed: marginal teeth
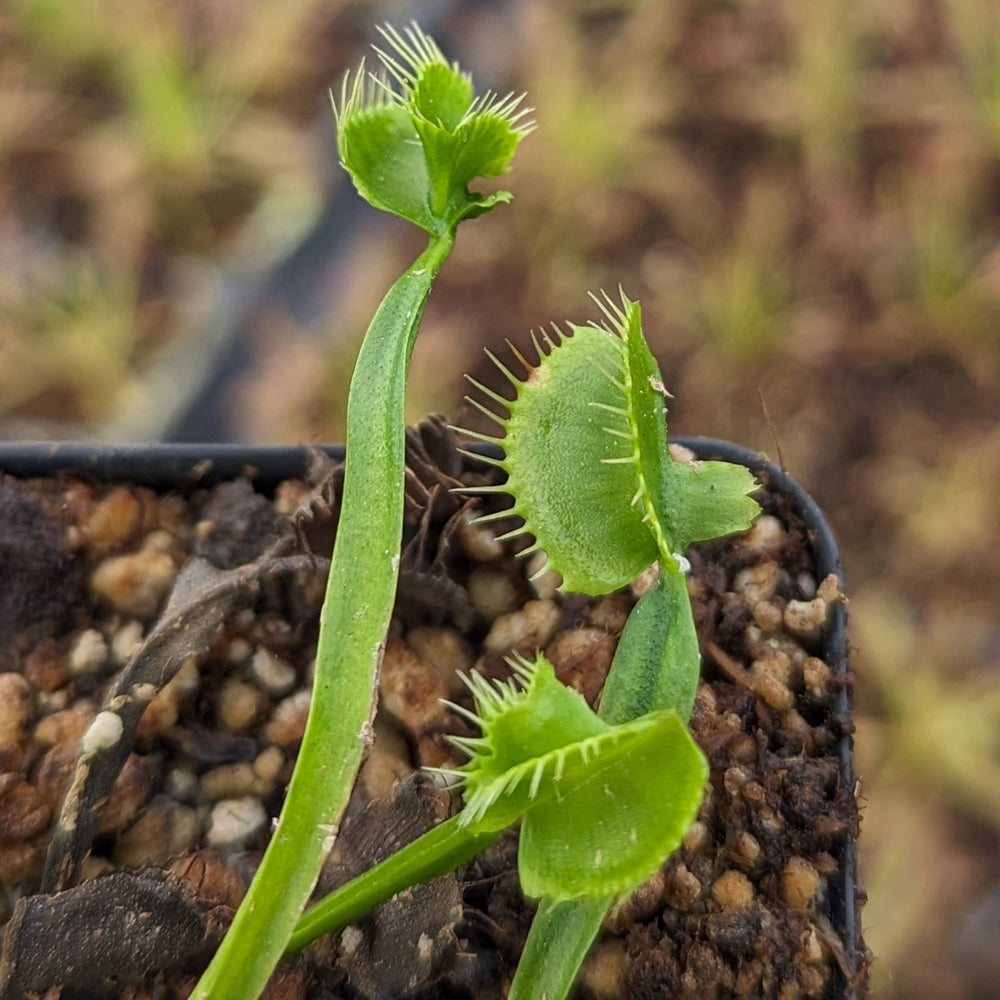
[457,483,507,497]
[441,699,485,726]
[589,287,628,327]
[463,375,513,411]
[455,426,503,444]
[505,339,535,377]
[493,525,527,543]
[467,505,518,523]
[455,446,505,468]
[527,557,554,582]
[483,348,524,390]
[465,394,507,424]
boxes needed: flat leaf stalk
[191,232,455,1000]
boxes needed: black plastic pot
[681,438,859,1000]
[0,436,860,998]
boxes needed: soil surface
[0,421,864,999]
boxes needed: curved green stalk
[287,816,497,955]
[192,23,530,998]
[191,234,453,1000]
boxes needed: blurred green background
[2,1,999,995]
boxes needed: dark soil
[0,421,865,1000]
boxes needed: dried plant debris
[0,422,864,998]
[0,868,210,1000]
[398,415,481,626]
[316,773,467,1000]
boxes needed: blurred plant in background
[0,0,349,432]
[3,1,1000,997]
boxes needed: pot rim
[0,436,859,996]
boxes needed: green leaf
[518,706,706,899]
[452,94,531,181]
[336,87,434,232]
[459,289,761,592]
[598,569,701,726]
[660,457,761,549]
[415,96,529,221]
[453,656,708,900]
[456,188,513,223]
[333,23,533,235]
[411,60,474,129]
[460,323,658,594]
[508,897,608,1000]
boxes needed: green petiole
[286,815,497,956]
[191,231,455,1000]
[507,897,609,1000]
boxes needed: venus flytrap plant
[191,26,530,1000]
[287,292,760,1000]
